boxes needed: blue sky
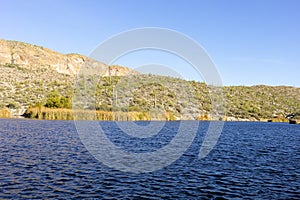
[1,0,299,86]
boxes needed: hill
[90,75,300,120]
[0,39,139,114]
[0,39,299,120]
[0,39,139,76]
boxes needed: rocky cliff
[0,39,139,76]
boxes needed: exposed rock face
[0,39,139,76]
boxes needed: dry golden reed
[24,107,176,121]
[0,108,11,118]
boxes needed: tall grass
[23,107,176,121]
[197,114,211,121]
[269,116,289,123]
[0,108,11,118]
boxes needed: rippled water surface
[0,119,299,199]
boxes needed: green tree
[45,91,62,108]
[44,91,72,109]
[60,96,72,109]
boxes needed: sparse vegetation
[1,39,299,121]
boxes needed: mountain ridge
[0,39,299,121]
[0,39,139,76]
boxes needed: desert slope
[0,39,139,76]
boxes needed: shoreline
[0,108,295,123]
[0,116,293,124]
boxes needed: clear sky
[1,0,299,86]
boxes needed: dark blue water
[0,119,299,199]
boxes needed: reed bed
[269,116,289,123]
[24,107,176,121]
[0,108,11,118]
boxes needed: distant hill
[0,39,299,120]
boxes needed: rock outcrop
[0,39,139,76]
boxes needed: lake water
[0,119,299,199]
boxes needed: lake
[0,119,299,199]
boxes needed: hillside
[0,39,139,76]
[91,75,300,120]
[0,39,299,120]
[0,39,139,114]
